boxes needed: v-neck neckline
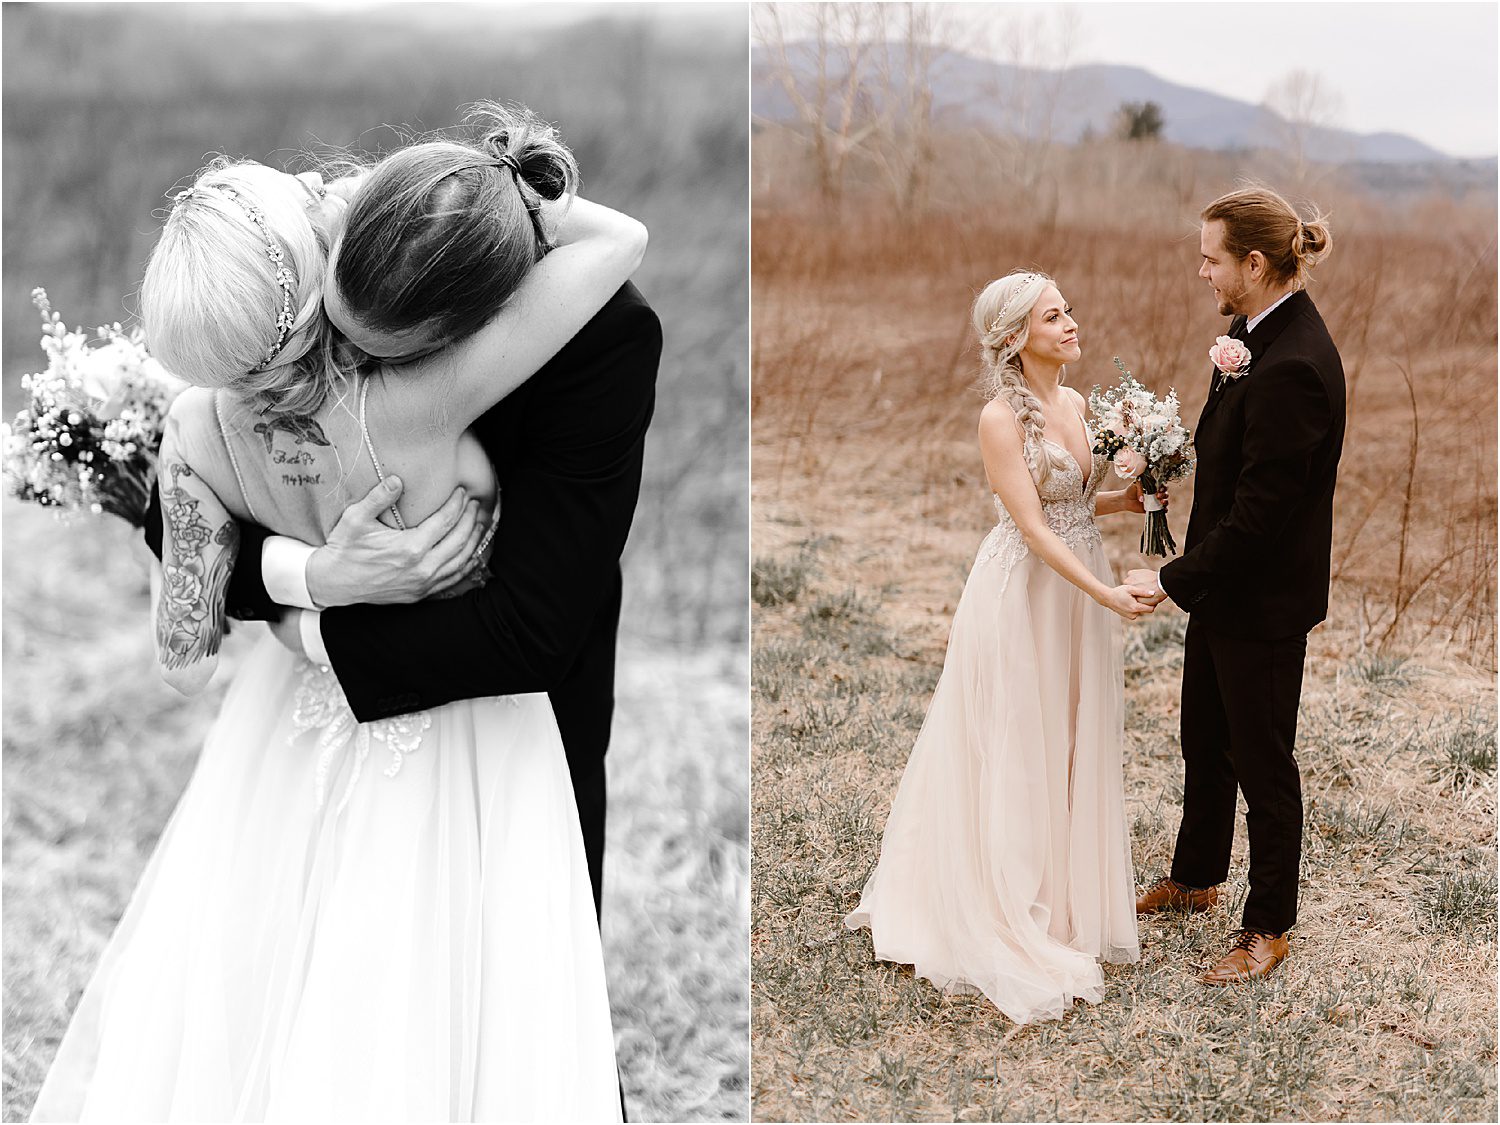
[1042,397,1093,496]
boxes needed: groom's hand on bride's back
[305,477,486,607]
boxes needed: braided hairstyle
[330,101,579,348]
[142,159,357,418]
[972,269,1072,487]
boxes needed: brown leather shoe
[1136,876,1219,915]
[1200,929,1290,985]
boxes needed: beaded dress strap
[358,375,407,531]
[213,391,259,524]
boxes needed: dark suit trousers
[1170,617,1307,933]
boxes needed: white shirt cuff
[262,536,320,611]
[298,609,331,668]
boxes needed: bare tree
[1259,69,1350,188]
[754,2,884,211]
[968,5,1085,214]
[864,3,952,215]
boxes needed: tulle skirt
[846,535,1140,1024]
[31,633,620,1123]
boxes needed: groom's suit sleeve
[1158,356,1332,609]
[318,289,662,722]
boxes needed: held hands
[305,478,486,608]
[1101,583,1159,621]
[1125,567,1170,608]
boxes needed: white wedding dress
[31,386,621,1122]
[846,415,1140,1024]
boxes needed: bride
[845,270,1161,1025]
[31,109,644,1122]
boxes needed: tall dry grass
[753,167,1496,667]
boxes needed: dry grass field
[3,5,748,1122]
[750,160,1497,1120]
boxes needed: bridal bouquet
[2,288,185,527]
[1089,358,1196,557]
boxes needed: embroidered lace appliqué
[290,659,433,813]
[977,440,1107,585]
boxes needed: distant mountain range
[753,44,1483,166]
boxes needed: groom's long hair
[1202,185,1333,290]
[332,102,579,349]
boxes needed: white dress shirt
[261,537,330,666]
[1245,288,1296,334]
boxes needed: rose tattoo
[156,461,239,671]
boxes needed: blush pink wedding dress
[846,417,1141,1024]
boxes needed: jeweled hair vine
[173,185,296,373]
[143,160,355,420]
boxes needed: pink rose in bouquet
[1112,447,1146,480]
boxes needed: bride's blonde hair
[142,159,359,418]
[972,269,1071,487]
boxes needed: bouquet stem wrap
[1137,472,1176,556]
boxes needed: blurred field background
[2,3,747,1122]
[751,3,1495,1120]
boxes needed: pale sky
[238,1,747,45]
[942,2,1499,159]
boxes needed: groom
[1130,185,1345,984]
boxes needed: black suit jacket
[151,282,661,776]
[1158,290,1345,639]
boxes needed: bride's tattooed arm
[155,458,240,693]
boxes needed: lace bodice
[977,431,1108,575]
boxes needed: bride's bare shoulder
[162,386,221,455]
[978,398,1024,448]
[165,384,215,427]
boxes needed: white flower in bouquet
[77,337,136,406]
[3,289,185,526]
[1154,429,1185,457]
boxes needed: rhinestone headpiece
[988,272,1044,335]
[173,185,296,373]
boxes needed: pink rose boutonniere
[1208,335,1252,391]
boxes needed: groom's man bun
[1201,185,1333,290]
[333,102,580,349]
